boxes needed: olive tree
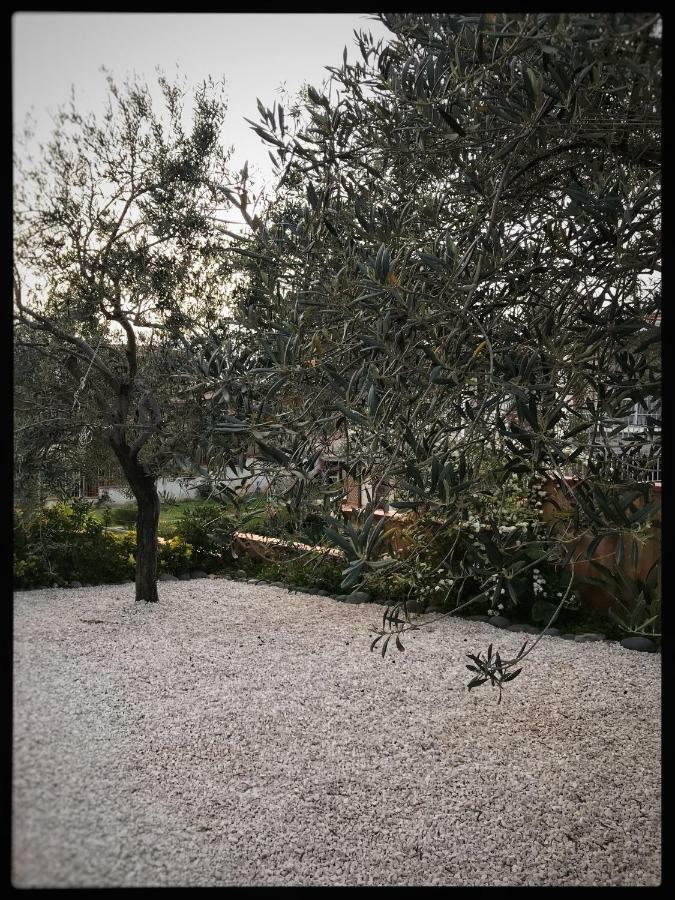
[13,73,241,602]
[206,13,661,694]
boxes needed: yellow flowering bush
[157,535,192,576]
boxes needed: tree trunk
[133,476,160,603]
[109,439,160,603]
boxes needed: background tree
[209,13,661,692]
[13,73,240,602]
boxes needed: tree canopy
[14,73,239,601]
[203,12,661,689]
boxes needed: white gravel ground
[13,579,661,887]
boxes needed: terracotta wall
[341,480,661,615]
[541,477,661,613]
[343,476,362,508]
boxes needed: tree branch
[14,281,119,389]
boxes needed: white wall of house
[103,486,134,504]
[100,461,272,505]
[156,477,202,501]
[102,478,201,504]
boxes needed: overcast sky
[12,12,392,194]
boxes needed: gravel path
[13,580,661,887]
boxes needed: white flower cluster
[410,561,445,598]
[532,568,546,596]
[533,567,566,599]
[497,520,530,533]
[411,561,432,580]
[433,576,455,592]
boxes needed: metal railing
[563,447,661,484]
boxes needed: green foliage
[583,558,661,638]
[172,504,236,572]
[157,536,193,576]
[243,550,346,593]
[13,501,235,585]
[14,72,244,603]
[13,502,134,589]
[524,562,580,622]
[204,13,660,691]
[464,641,528,705]
[105,505,139,528]
[362,570,416,607]
[310,504,398,590]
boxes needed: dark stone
[314,589,330,596]
[178,573,191,581]
[426,605,446,614]
[69,581,83,589]
[620,636,657,653]
[574,633,606,643]
[271,581,286,588]
[560,633,576,640]
[543,626,561,636]
[489,615,512,629]
[191,570,209,579]
[406,600,424,614]
[334,593,363,603]
[507,623,539,634]
[345,591,371,604]
[470,615,493,623]
[158,573,179,582]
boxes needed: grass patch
[90,497,270,537]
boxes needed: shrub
[583,559,661,640]
[365,515,486,611]
[13,502,134,588]
[281,554,345,591]
[241,552,345,592]
[157,536,192,575]
[106,505,138,528]
[195,480,216,501]
[173,504,236,572]
[13,500,256,588]
[13,557,47,589]
[362,570,412,606]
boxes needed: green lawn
[90,497,269,537]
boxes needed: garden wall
[342,478,661,615]
[541,477,661,614]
